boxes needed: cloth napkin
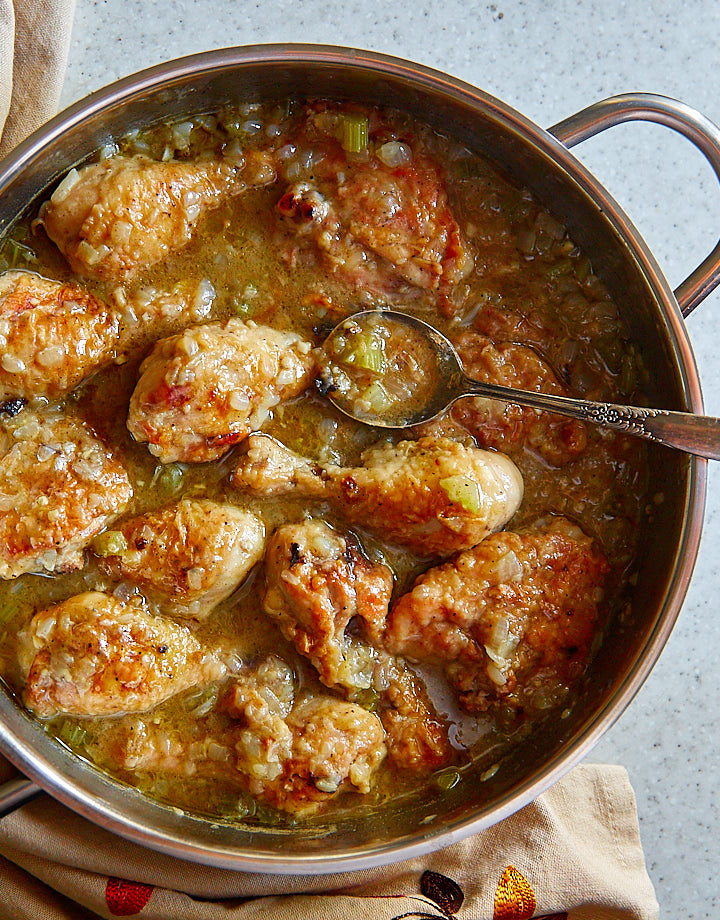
[0,762,659,920]
[0,0,76,158]
[0,5,660,919]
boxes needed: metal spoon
[320,310,720,460]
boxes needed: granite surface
[58,1,720,915]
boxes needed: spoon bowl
[320,310,720,460]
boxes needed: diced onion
[50,168,80,204]
[377,141,412,167]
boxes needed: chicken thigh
[233,434,523,556]
[127,319,317,463]
[20,592,227,717]
[0,269,120,399]
[451,330,587,466]
[0,409,132,579]
[263,518,452,770]
[386,517,609,714]
[228,685,386,814]
[276,106,473,294]
[95,499,265,618]
[263,518,393,689]
[42,152,276,282]
[109,656,386,815]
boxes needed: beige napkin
[0,763,659,920]
[0,0,76,159]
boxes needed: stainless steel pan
[0,44,717,873]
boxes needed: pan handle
[549,93,720,318]
[0,775,42,818]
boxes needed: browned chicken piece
[263,519,452,771]
[0,409,132,579]
[0,269,120,399]
[127,319,317,463]
[19,592,227,718]
[230,688,386,814]
[276,107,473,294]
[385,517,610,714]
[95,499,266,619]
[110,657,386,815]
[263,519,393,690]
[451,331,587,466]
[233,434,523,556]
[41,152,276,282]
[277,165,473,295]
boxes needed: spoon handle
[460,377,720,461]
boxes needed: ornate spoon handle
[460,376,720,461]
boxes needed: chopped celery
[59,721,87,748]
[575,255,592,282]
[92,530,128,557]
[235,797,256,819]
[347,332,386,373]
[231,298,252,317]
[184,687,217,717]
[254,803,284,825]
[232,282,259,317]
[545,258,573,281]
[341,114,369,153]
[221,115,245,138]
[217,794,255,818]
[354,687,379,712]
[439,476,481,513]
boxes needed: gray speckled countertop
[59,2,720,916]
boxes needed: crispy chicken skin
[0,409,132,579]
[0,270,120,399]
[276,106,473,294]
[263,519,452,771]
[127,319,317,463]
[451,331,587,466]
[20,592,227,718]
[233,434,523,556]
[386,517,609,713]
[42,153,276,282]
[263,519,393,689]
[96,499,266,618]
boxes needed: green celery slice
[439,476,481,513]
[341,114,369,153]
